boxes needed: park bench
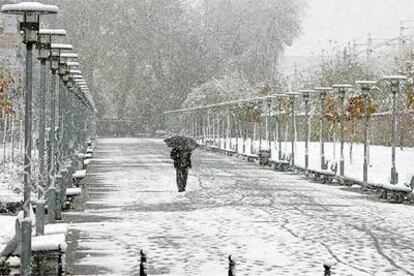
[31,234,67,275]
[65,187,82,207]
[258,149,271,166]
[378,176,414,203]
[0,201,22,215]
[307,160,338,183]
[207,145,220,152]
[1,210,68,275]
[239,152,259,162]
[223,149,237,156]
[83,158,92,167]
[270,153,291,171]
[72,170,87,187]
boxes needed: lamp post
[286,92,300,168]
[36,28,66,235]
[63,62,81,160]
[69,74,84,156]
[314,87,332,170]
[1,2,58,274]
[355,81,376,187]
[332,84,353,178]
[277,98,283,160]
[382,75,407,184]
[265,97,271,149]
[299,90,316,171]
[262,94,288,160]
[49,43,73,222]
[63,63,80,180]
[55,66,83,221]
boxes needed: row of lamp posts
[1,2,97,274]
[166,76,406,188]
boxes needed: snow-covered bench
[72,170,87,187]
[207,145,220,152]
[270,153,291,171]
[31,233,67,275]
[1,209,68,275]
[73,170,86,179]
[64,187,82,209]
[307,161,338,183]
[258,149,271,166]
[83,158,92,167]
[65,187,82,202]
[223,149,237,156]
[239,152,259,162]
[378,179,414,203]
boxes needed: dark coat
[170,148,192,169]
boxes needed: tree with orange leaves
[345,93,376,162]
[0,60,16,117]
[322,92,340,159]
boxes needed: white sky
[285,0,414,56]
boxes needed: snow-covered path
[65,138,414,276]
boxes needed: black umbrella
[164,135,199,151]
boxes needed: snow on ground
[65,138,414,276]
[0,162,23,203]
[0,215,16,253]
[0,143,43,204]
[0,144,40,204]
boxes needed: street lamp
[49,43,73,222]
[265,94,289,160]
[332,84,353,178]
[1,2,58,273]
[264,97,272,149]
[355,81,377,187]
[286,92,301,168]
[314,87,332,170]
[299,90,316,171]
[276,96,284,160]
[381,75,407,184]
[36,28,66,236]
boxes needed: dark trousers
[176,167,189,192]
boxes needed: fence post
[139,250,148,276]
[323,262,332,276]
[58,245,64,276]
[228,255,236,276]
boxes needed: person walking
[170,147,192,192]
[165,135,198,192]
